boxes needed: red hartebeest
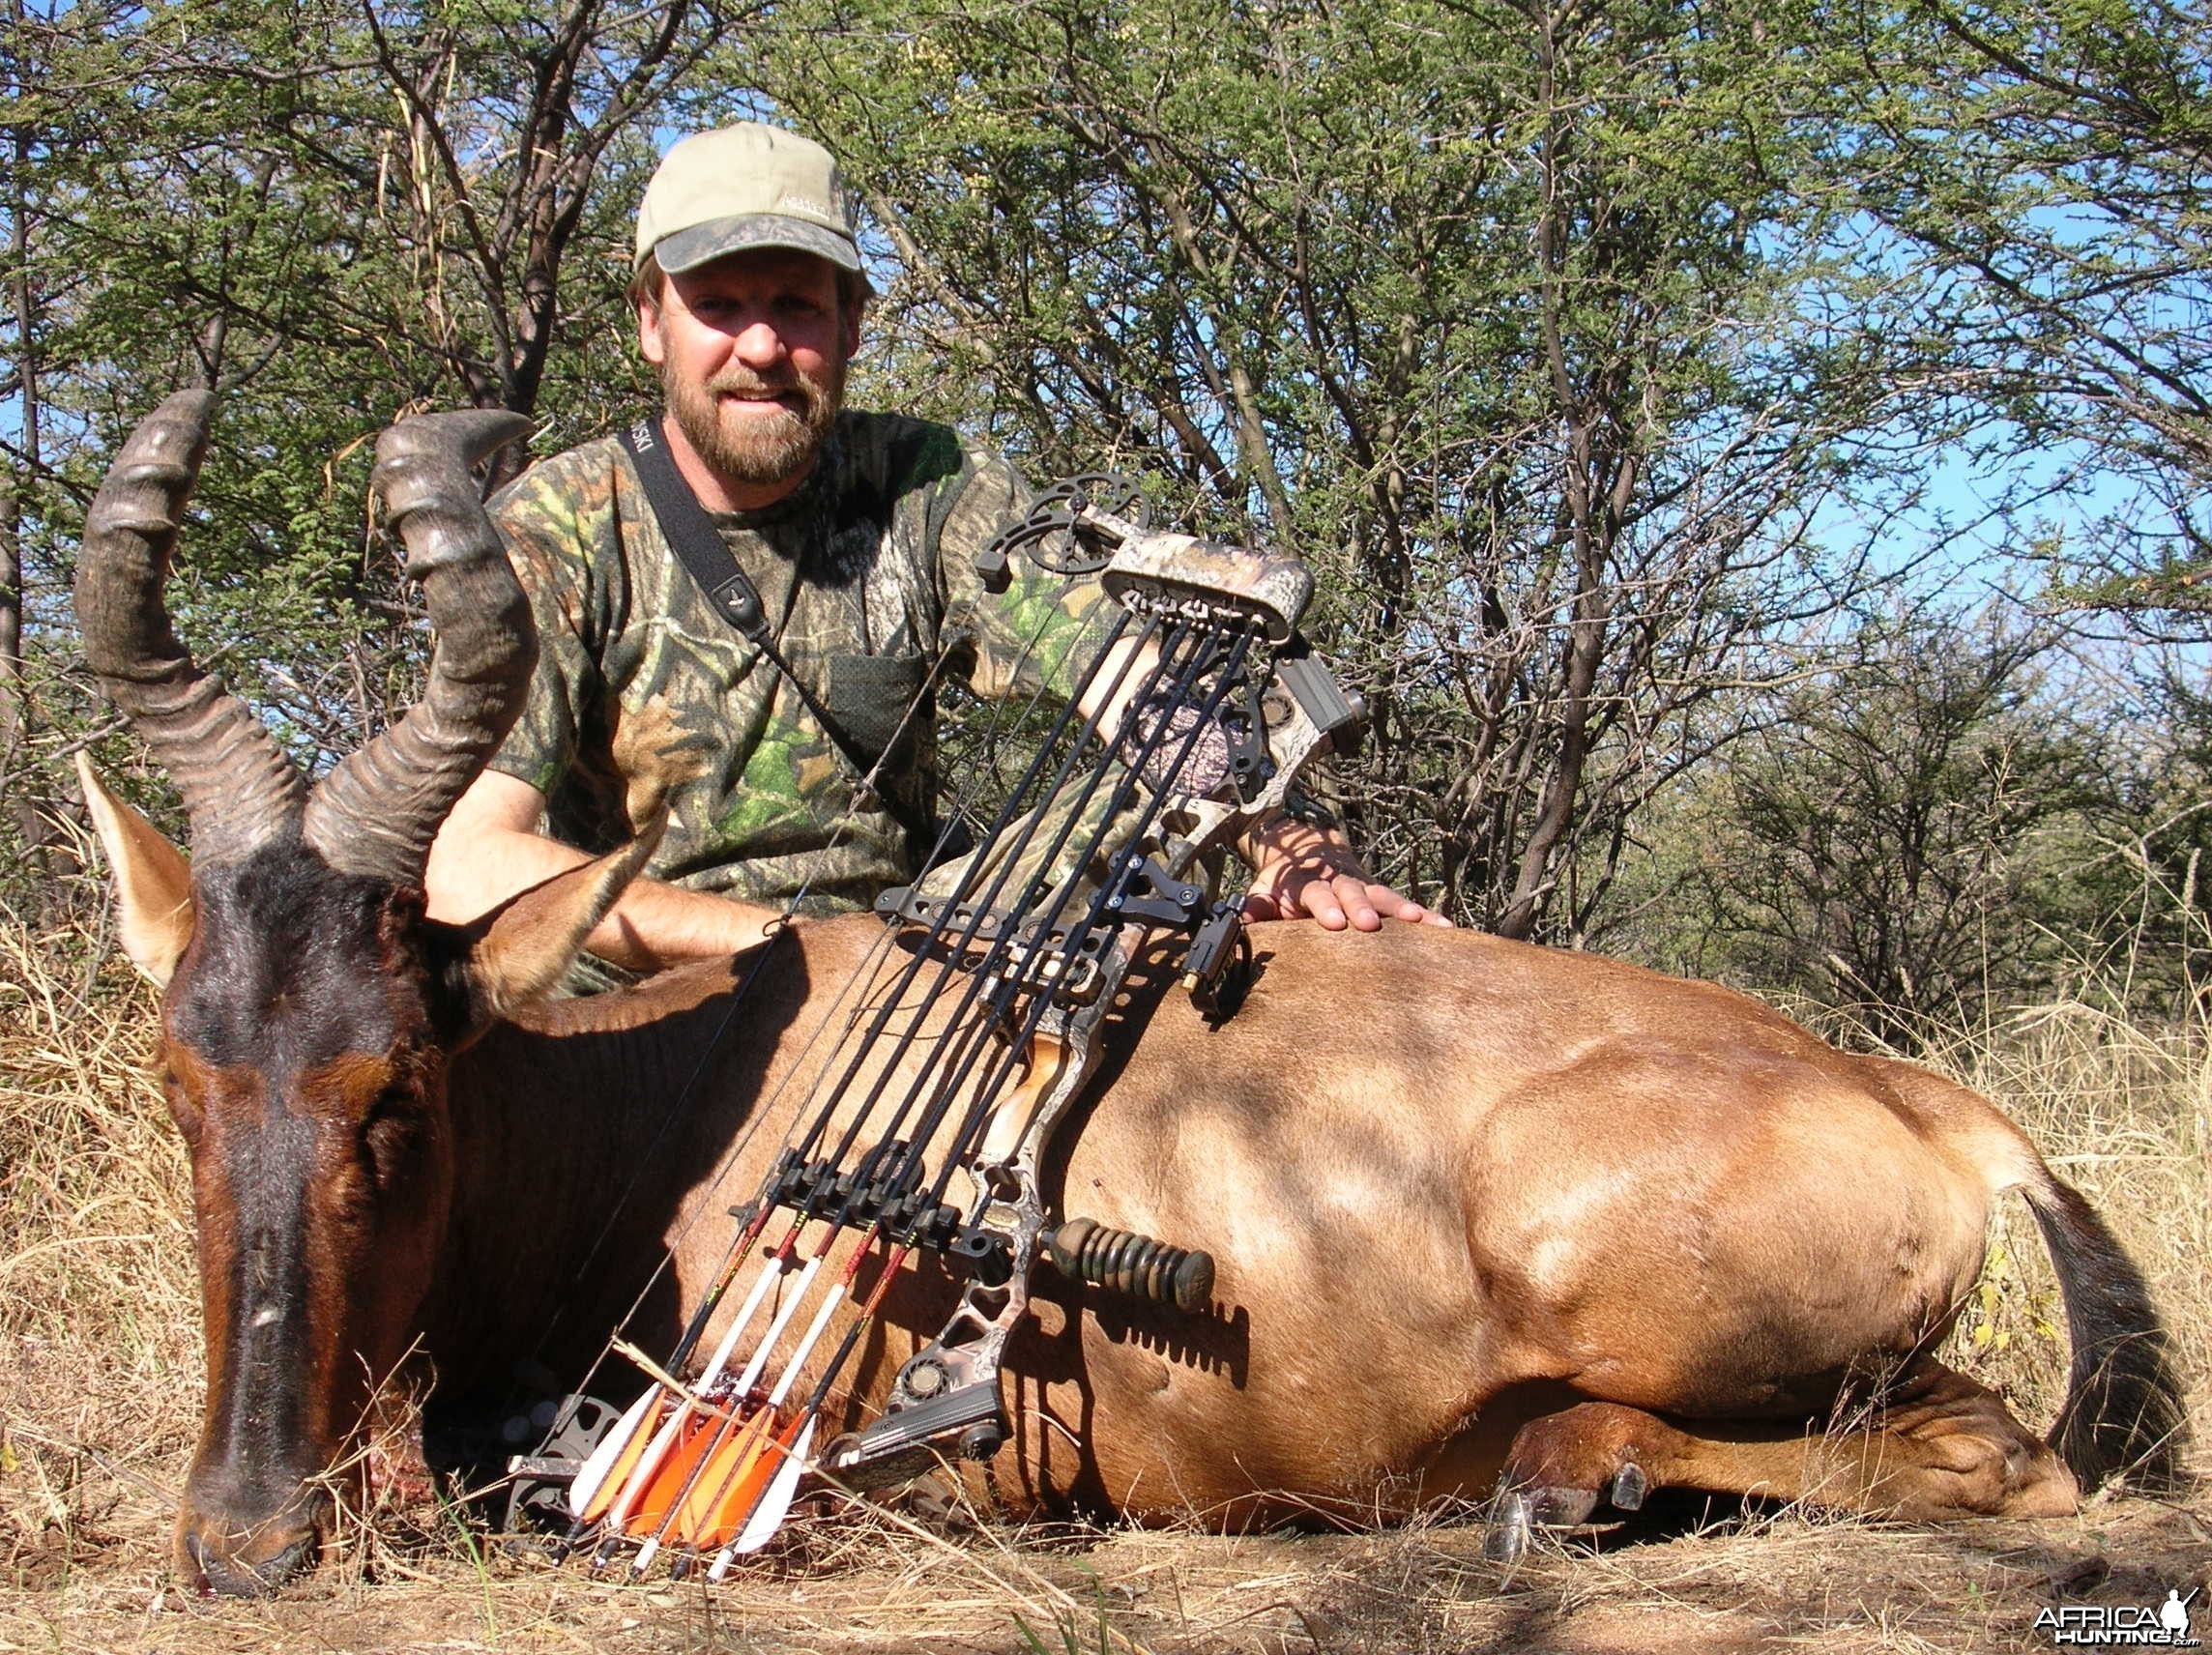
[76,394,2188,1595]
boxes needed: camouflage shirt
[486,412,1114,915]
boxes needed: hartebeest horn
[75,390,308,865]
[300,409,535,886]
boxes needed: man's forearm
[425,819,783,971]
[1078,635,1151,735]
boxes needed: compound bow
[521,480,1362,1575]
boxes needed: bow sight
[532,479,1363,1575]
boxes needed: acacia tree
[1817,0,2212,998]
[1841,0,2212,609]
[27,0,748,428]
[754,0,1910,937]
[1644,607,2110,1044]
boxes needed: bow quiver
[824,501,1360,1488]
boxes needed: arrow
[690,1243,914,1568]
[620,1399,737,1541]
[668,1236,878,1553]
[730,1414,819,1557]
[566,1205,778,1521]
[709,1413,818,1575]
[568,1385,661,1523]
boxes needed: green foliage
[5,0,2210,998]
[1,0,746,905]
[2066,667,2212,1005]
[1613,606,2117,1045]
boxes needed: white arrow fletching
[568,1385,657,1518]
[728,1415,818,1563]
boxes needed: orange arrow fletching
[692,1407,812,1552]
[670,1405,774,1549]
[586,1239,798,1533]
[624,1405,731,1537]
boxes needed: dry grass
[2,915,2206,1654]
[1920,997,2212,1434]
[0,921,198,1590]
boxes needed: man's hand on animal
[1239,811,1454,930]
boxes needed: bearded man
[423,123,1445,969]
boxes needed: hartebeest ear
[451,811,667,1031]
[75,751,197,987]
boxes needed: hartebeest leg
[1485,1362,2077,1558]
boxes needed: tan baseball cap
[633,123,864,278]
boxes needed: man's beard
[660,352,843,489]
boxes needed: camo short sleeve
[484,443,625,812]
[481,415,1118,915]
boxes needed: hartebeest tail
[2023,1174,2191,1493]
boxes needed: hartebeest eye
[361,1093,425,1188]
[160,1068,205,1146]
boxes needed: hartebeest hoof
[1483,1400,1671,1558]
[1482,1480,1615,1562]
[1610,1461,1649,1511]
[1481,1485,1600,1560]
[1483,1490,1533,1563]
[1502,1403,1655,1505]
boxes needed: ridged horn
[301,409,535,886]
[75,390,308,866]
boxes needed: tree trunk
[2,119,69,914]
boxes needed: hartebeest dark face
[75,393,652,1593]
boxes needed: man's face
[638,247,860,499]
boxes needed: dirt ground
[3,1468,2207,1655]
